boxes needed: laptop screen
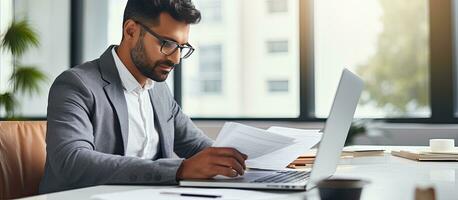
[307,69,364,190]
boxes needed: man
[39,0,247,193]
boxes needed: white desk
[22,146,458,200]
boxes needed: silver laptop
[180,69,364,190]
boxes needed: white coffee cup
[429,139,455,153]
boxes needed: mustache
[155,60,177,68]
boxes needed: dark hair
[123,0,201,26]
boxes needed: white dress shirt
[112,47,159,159]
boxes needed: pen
[160,191,222,198]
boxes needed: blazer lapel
[99,46,130,154]
[149,88,173,158]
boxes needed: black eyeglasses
[135,21,195,59]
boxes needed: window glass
[267,40,289,53]
[88,0,174,92]
[268,80,289,93]
[182,0,300,118]
[1,0,71,117]
[199,45,223,94]
[314,0,430,118]
[197,0,223,23]
[267,0,288,14]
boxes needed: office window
[201,80,222,94]
[195,0,223,23]
[70,0,458,122]
[85,0,175,92]
[182,0,300,118]
[0,0,70,117]
[267,40,289,53]
[267,0,288,14]
[268,80,289,93]
[314,0,430,118]
[0,0,13,94]
[199,45,223,94]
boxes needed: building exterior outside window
[199,44,223,94]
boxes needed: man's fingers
[212,165,238,177]
[213,157,244,175]
[212,148,247,169]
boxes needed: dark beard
[130,37,176,82]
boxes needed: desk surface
[21,146,458,200]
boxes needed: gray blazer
[39,46,213,193]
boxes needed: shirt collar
[112,47,155,92]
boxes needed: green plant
[356,0,428,115]
[0,19,47,118]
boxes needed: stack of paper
[213,122,322,170]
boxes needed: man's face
[130,13,190,82]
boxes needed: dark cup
[316,178,370,200]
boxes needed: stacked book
[288,147,386,168]
[391,149,458,161]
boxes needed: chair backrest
[0,121,47,199]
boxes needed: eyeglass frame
[134,20,195,59]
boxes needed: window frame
[13,0,457,123]
[183,0,458,123]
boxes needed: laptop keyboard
[251,171,310,183]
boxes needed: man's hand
[176,147,248,180]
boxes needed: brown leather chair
[0,121,47,199]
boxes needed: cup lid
[316,178,371,188]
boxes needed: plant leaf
[10,65,48,96]
[1,19,39,57]
[0,92,17,118]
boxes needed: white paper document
[247,126,322,170]
[91,188,292,200]
[213,122,322,170]
[213,123,296,159]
